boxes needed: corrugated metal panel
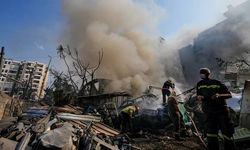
[234,128,250,142]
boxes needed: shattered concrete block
[0,137,18,150]
[39,122,74,150]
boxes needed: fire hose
[185,112,208,150]
[149,86,195,97]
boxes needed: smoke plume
[62,0,171,95]
[179,0,250,85]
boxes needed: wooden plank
[93,136,119,150]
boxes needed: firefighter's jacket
[121,105,137,117]
[197,79,231,113]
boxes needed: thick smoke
[178,1,250,85]
[160,27,202,86]
[62,0,173,95]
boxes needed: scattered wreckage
[0,80,250,150]
[0,104,139,150]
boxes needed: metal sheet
[234,127,250,142]
[16,132,31,150]
[57,113,101,122]
[240,80,250,129]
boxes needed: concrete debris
[0,137,18,150]
[39,122,74,149]
[0,89,249,150]
[0,103,136,150]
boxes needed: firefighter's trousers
[120,112,132,133]
[205,109,235,150]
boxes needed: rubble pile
[0,104,137,150]
[0,101,207,150]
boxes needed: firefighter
[120,104,139,133]
[196,68,235,150]
[162,79,175,104]
[168,91,186,141]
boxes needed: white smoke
[61,0,181,95]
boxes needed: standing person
[168,91,186,141]
[120,104,139,133]
[197,68,235,150]
[162,79,175,104]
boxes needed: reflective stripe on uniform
[223,135,234,141]
[207,133,218,138]
[122,106,136,114]
[198,85,220,90]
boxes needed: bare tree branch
[55,45,104,96]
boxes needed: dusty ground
[134,136,205,150]
[135,138,204,150]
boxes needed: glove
[211,93,219,100]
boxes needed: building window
[3,65,6,68]
[9,70,17,74]
[5,70,7,73]
[1,78,4,81]
[34,76,41,79]
[33,80,40,84]
[37,64,43,68]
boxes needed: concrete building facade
[0,58,49,99]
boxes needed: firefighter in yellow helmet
[120,104,139,133]
[168,90,186,140]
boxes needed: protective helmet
[167,79,175,88]
[167,79,172,83]
[200,68,211,76]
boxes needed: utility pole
[10,63,23,96]
[0,47,5,74]
[22,63,36,100]
[38,56,52,100]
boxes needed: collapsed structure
[179,0,250,86]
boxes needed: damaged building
[179,0,250,86]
